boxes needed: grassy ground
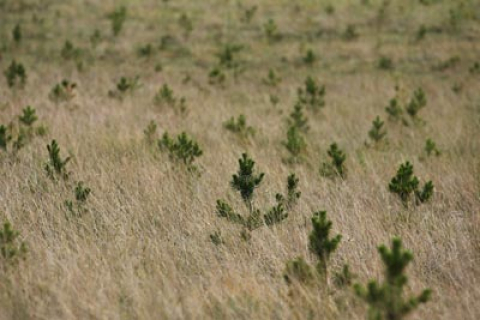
[0,0,479,319]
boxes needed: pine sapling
[389,161,434,206]
[45,140,71,180]
[264,18,280,43]
[158,132,203,169]
[0,221,27,266]
[13,24,22,44]
[303,49,316,65]
[108,6,127,37]
[49,79,77,103]
[368,116,387,144]
[231,153,265,213]
[385,98,403,122]
[0,125,12,152]
[19,106,38,127]
[309,211,342,281]
[144,120,157,145]
[354,237,432,320]
[333,264,356,288]
[4,60,26,89]
[283,126,307,163]
[405,88,427,120]
[223,114,255,138]
[297,76,326,112]
[284,257,316,286]
[289,103,309,133]
[263,69,281,87]
[275,173,301,210]
[425,138,440,157]
[320,143,347,178]
[154,84,187,113]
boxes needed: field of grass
[0,0,479,319]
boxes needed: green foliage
[90,29,102,47]
[320,143,347,178]
[61,40,82,61]
[289,103,309,133]
[264,19,280,43]
[216,200,245,225]
[424,138,440,157]
[333,264,356,288]
[354,237,432,320]
[109,76,140,99]
[158,132,203,168]
[303,49,316,65]
[4,60,26,89]
[388,161,434,206]
[154,84,187,113]
[378,56,394,70]
[75,181,91,202]
[108,6,127,37]
[309,211,342,277]
[209,231,224,246]
[19,106,38,126]
[263,69,281,87]
[283,126,307,163]
[275,173,301,210]
[343,24,359,40]
[223,114,255,138]
[216,43,243,69]
[284,257,315,285]
[45,140,71,180]
[241,5,257,23]
[263,202,287,226]
[434,56,460,71]
[0,222,27,265]
[208,67,226,86]
[385,98,403,122]
[469,62,480,75]
[231,153,265,211]
[368,116,387,144]
[49,79,77,103]
[297,77,326,112]
[416,25,427,41]
[144,120,157,145]
[405,88,426,119]
[0,125,12,152]
[12,24,21,43]
[178,13,193,39]
[137,43,154,58]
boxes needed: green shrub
[45,140,71,180]
[424,138,440,157]
[108,6,127,37]
[378,56,394,70]
[19,106,38,127]
[0,221,27,265]
[469,62,480,75]
[208,67,226,86]
[158,132,203,169]
[303,49,316,65]
[297,76,326,112]
[49,79,77,103]
[389,161,434,206]
[4,60,26,89]
[61,40,82,61]
[144,120,157,145]
[405,88,426,119]
[284,257,315,285]
[178,13,193,39]
[109,76,140,99]
[289,103,309,133]
[343,24,359,40]
[354,237,431,320]
[12,24,21,43]
[320,143,346,178]
[137,43,154,58]
[368,116,387,144]
[0,125,12,152]
[333,264,356,288]
[262,69,281,87]
[224,114,255,138]
[209,231,224,246]
[231,153,265,212]
[275,173,301,210]
[154,84,187,113]
[264,19,280,43]
[241,6,257,23]
[283,126,307,163]
[216,43,244,70]
[385,97,403,122]
[415,25,427,41]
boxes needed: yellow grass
[0,0,479,319]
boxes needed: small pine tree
[231,153,265,213]
[303,49,316,65]
[0,125,12,152]
[297,76,326,112]
[309,211,342,280]
[178,13,193,39]
[19,106,38,127]
[4,60,26,89]
[154,84,187,113]
[45,140,71,180]
[424,139,440,157]
[264,19,280,43]
[108,6,127,37]
[263,69,281,87]
[0,221,27,265]
[405,88,426,119]
[343,24,359,40]
[158,132,203,169]
[216,43,243,69]
[283,126,307,163]
[223,114,255,138]
[75,181,91,202]
[368,116,387,143]
[216,200,245,225]
[354,237,432,320]
[284,257,315,285]
[385,98,403,122]
[12,24,22,44]
[144,120,157,145]
[333,264,356,288]
[320,143,346,178]
[389,161,433,206]
[289,103,309,133]
[49,80,77,103]
[263,202,287,226]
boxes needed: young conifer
[354,237,431,320]
[45,140,71,180]
[368,116,387,144]
[389,161,433,206]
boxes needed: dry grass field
[0,0,479,319]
